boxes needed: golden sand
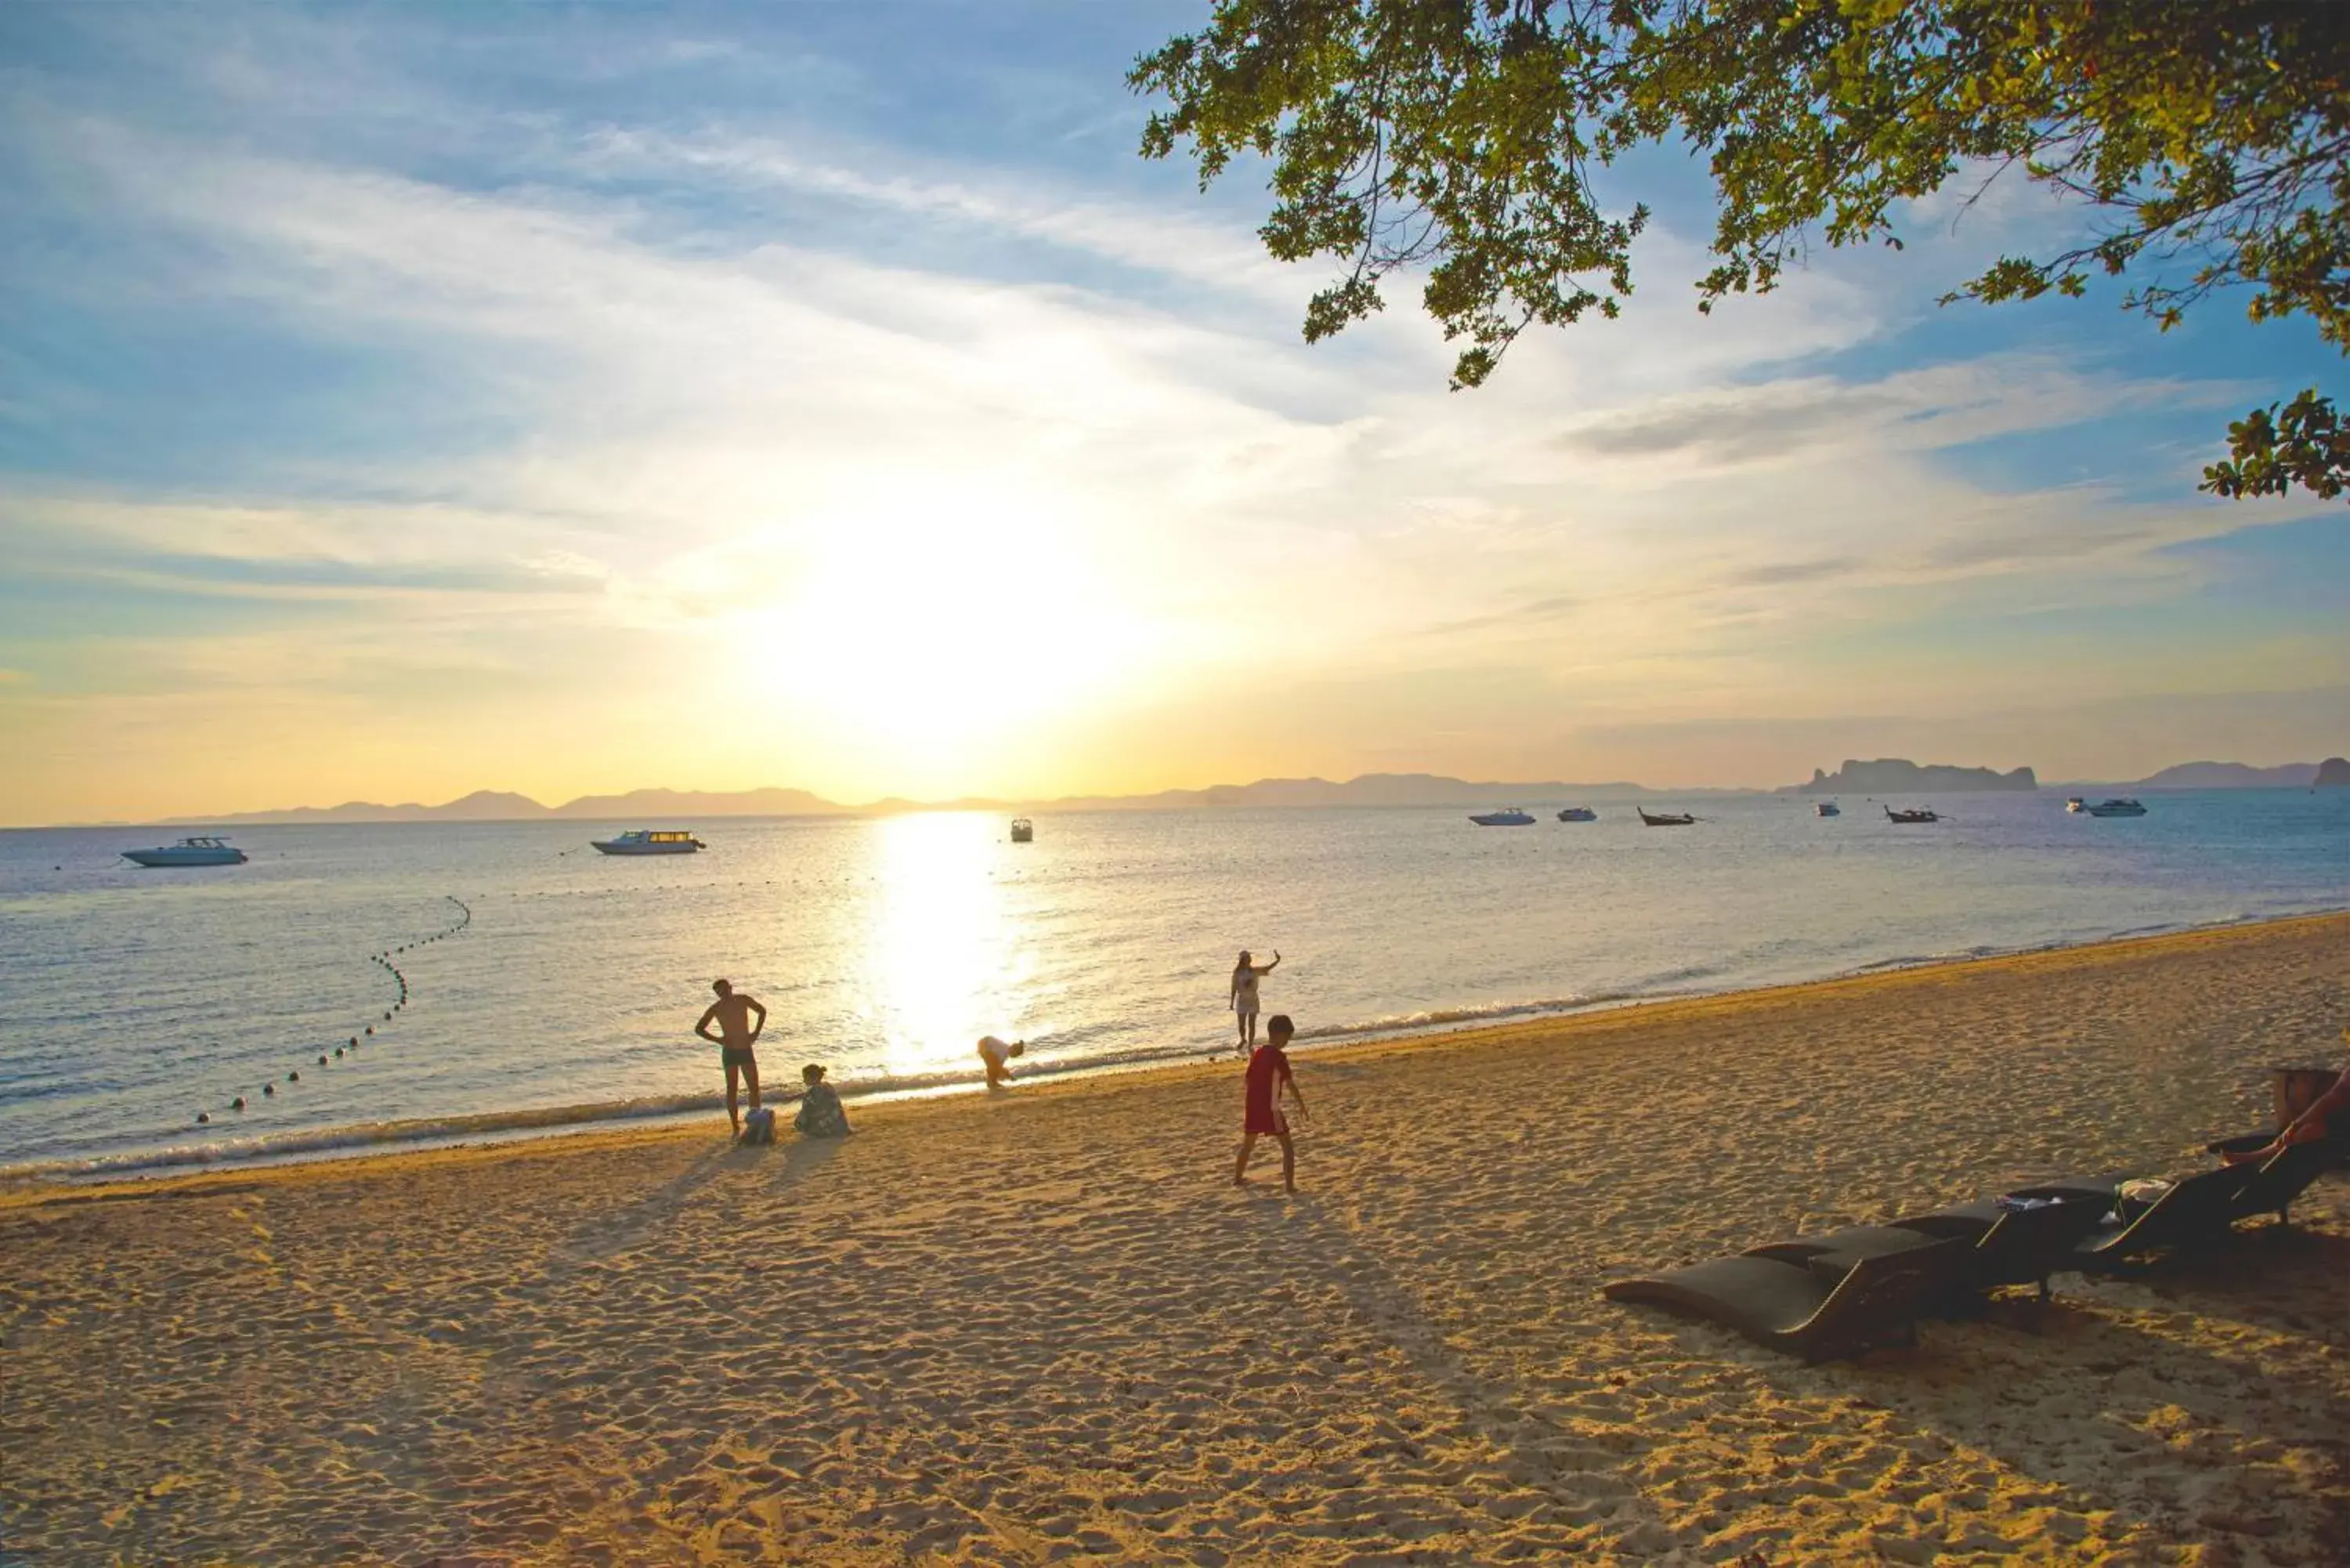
[3,916,2345,1564]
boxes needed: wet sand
[3,914,2345,1565]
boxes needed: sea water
[2,791,2343,1176]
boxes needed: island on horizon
[1792,759,2038,795]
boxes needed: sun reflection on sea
[858,811,1035,1078]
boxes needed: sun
[710,485,1160,786]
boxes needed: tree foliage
[1131,0,2350,502]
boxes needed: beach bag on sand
[741,1107,777,1145]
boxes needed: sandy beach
[3,915,2345,1565]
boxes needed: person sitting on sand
[2223,1041,2347,1165]
[978,1035,1025,1089]
[1230,948,1280,1052]
[694,978,767,1137]
[794,1064,850,1139]
[1234,1013,1307,1192]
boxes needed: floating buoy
[287,1070,300,1082]
[262,1082,275,1096]
[231,1097,246,1111]
[197,1111,210,1124]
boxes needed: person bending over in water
[978,1035,1025,1089]
[794,1063,850,1138]
[1235,1013,1307,1192]
[1230,948,1280,1053]
[695,977,767,1137]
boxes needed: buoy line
[197,894,473,1126]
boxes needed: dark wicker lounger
[1739,1195,2107,1303]
[2229,1139,2334,1225]
[1885,1194,2113,1299]
[1602,1238,1969,1362]
[2070,1162,2258,1268]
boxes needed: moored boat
[1010,817,1034,843]
[591,829,706,855]
[1884,807,1940,824]
[1638,809,1696,827]
[1814,800,1841,817]
[2081,797,2147,817]
[121,836,247,868]
[1470,807,1536,826]
[1556,806,1597,822]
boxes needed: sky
[0,2,2342,825]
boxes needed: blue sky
[0,2,2341,822]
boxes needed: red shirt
[1244,1043,1292,1132]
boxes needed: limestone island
[2316,756,2350,787]
[1793,758,2039,794]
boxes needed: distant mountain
[2316,757,2350,788]
[551,786,848,819]
[181,789,552,825]
[1043,773,1737,811]
[1790,759,2037,795]
[2128,761,2322,789]
[155,771,1755,826]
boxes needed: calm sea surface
[2,792,2344,1176]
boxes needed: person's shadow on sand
[768,1131,846,1189]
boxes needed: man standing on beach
[695,978,767,1137]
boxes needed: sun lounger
[1741,1225,1946,1270]
[2206,1128,2348,1169]
[1746,1196,2107,1303]
[2229,1139,2333,1225]
[1886,1194,2112,1299]
[2070,1162,2258,1269]
[1602,1238,1969,1362]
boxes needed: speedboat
[1470,807,1536,826]
[1010,817,1034,843]
[1638,809,1696,827]
[1884,807,1940,824]
[121,836,247,867]
[1814,800,1841,817]
[1556,807,1597,822]
[591,829,706,855]
[2080,797,2147,817]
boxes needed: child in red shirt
[1235,1013,1308,1191]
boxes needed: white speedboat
[2079,797,2147,818]
[122,836,248,867]
[1815,800,1840,816]
[1470,807,1536,826]
[1557,807,1597,822]
[591,829,706,855]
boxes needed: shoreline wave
[8,906,2338,1187]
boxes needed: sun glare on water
[856,810,1040,1078]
